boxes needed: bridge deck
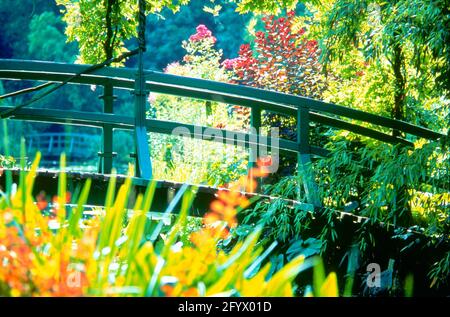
[0,168,428,232]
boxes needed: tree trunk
[103,0,116,60]
[100,0,116,173]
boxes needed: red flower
[255,31,265,38]
[239,44,251,53]
[257,156,273,167]
[215,122,226,129]
[306,40,318,52]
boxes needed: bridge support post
[133,0,152,179]
[133,58,152,179]
[99,83,115,174]
[297,106,321,207]
[249,106,261,169]
[248,106,262,192]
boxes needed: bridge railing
[0,59,446,205]
[26,132,99,158]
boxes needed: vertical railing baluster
[249,106,261,169]
[28,137,33,153]
[48,135,53,153]
[248,106,261,192]
[99,83,115,174]
[69,135,74,153]
[297,105,321,206]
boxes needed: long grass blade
[148,183,189,243]
[2,120,12,199]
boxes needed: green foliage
[0,0,58,59]
[56,0,134,63]
[243,175,312,242]
[286,238,322,260]
[56,0,190,64]
[316,135,449,229]
[205,159,248,186]
[429,251,450,289]
[304,0,450,127]
[242,133,449,293]
[1,8,103,160]
[28,11,77,62]
[232,0,299,14]
[0,155,15,168]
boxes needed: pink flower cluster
[163,62,180,73]
[189,24,217,43]
[222,58,239,70]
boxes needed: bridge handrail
[26,132,100,139]
[25,132,99,158]
[0,106,327,157]
[0,59,445,142]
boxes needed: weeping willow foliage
[243,131,449,291]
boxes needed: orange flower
[238,197,251,209]
[239,176,257,193]
[222,206,237,228]
[183,287,199,297]
[217,190,241,207]
[203,212,220,225]
[210,200,225,214]
[36,191,48,211]
[53,262,87,297]
[161,285,175,297]
[190,230,214,248]
[65,192,72,204]
[249,167,266,178]
[209,197,237,228]
[51,191,71,206]
[190,225,229,249]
